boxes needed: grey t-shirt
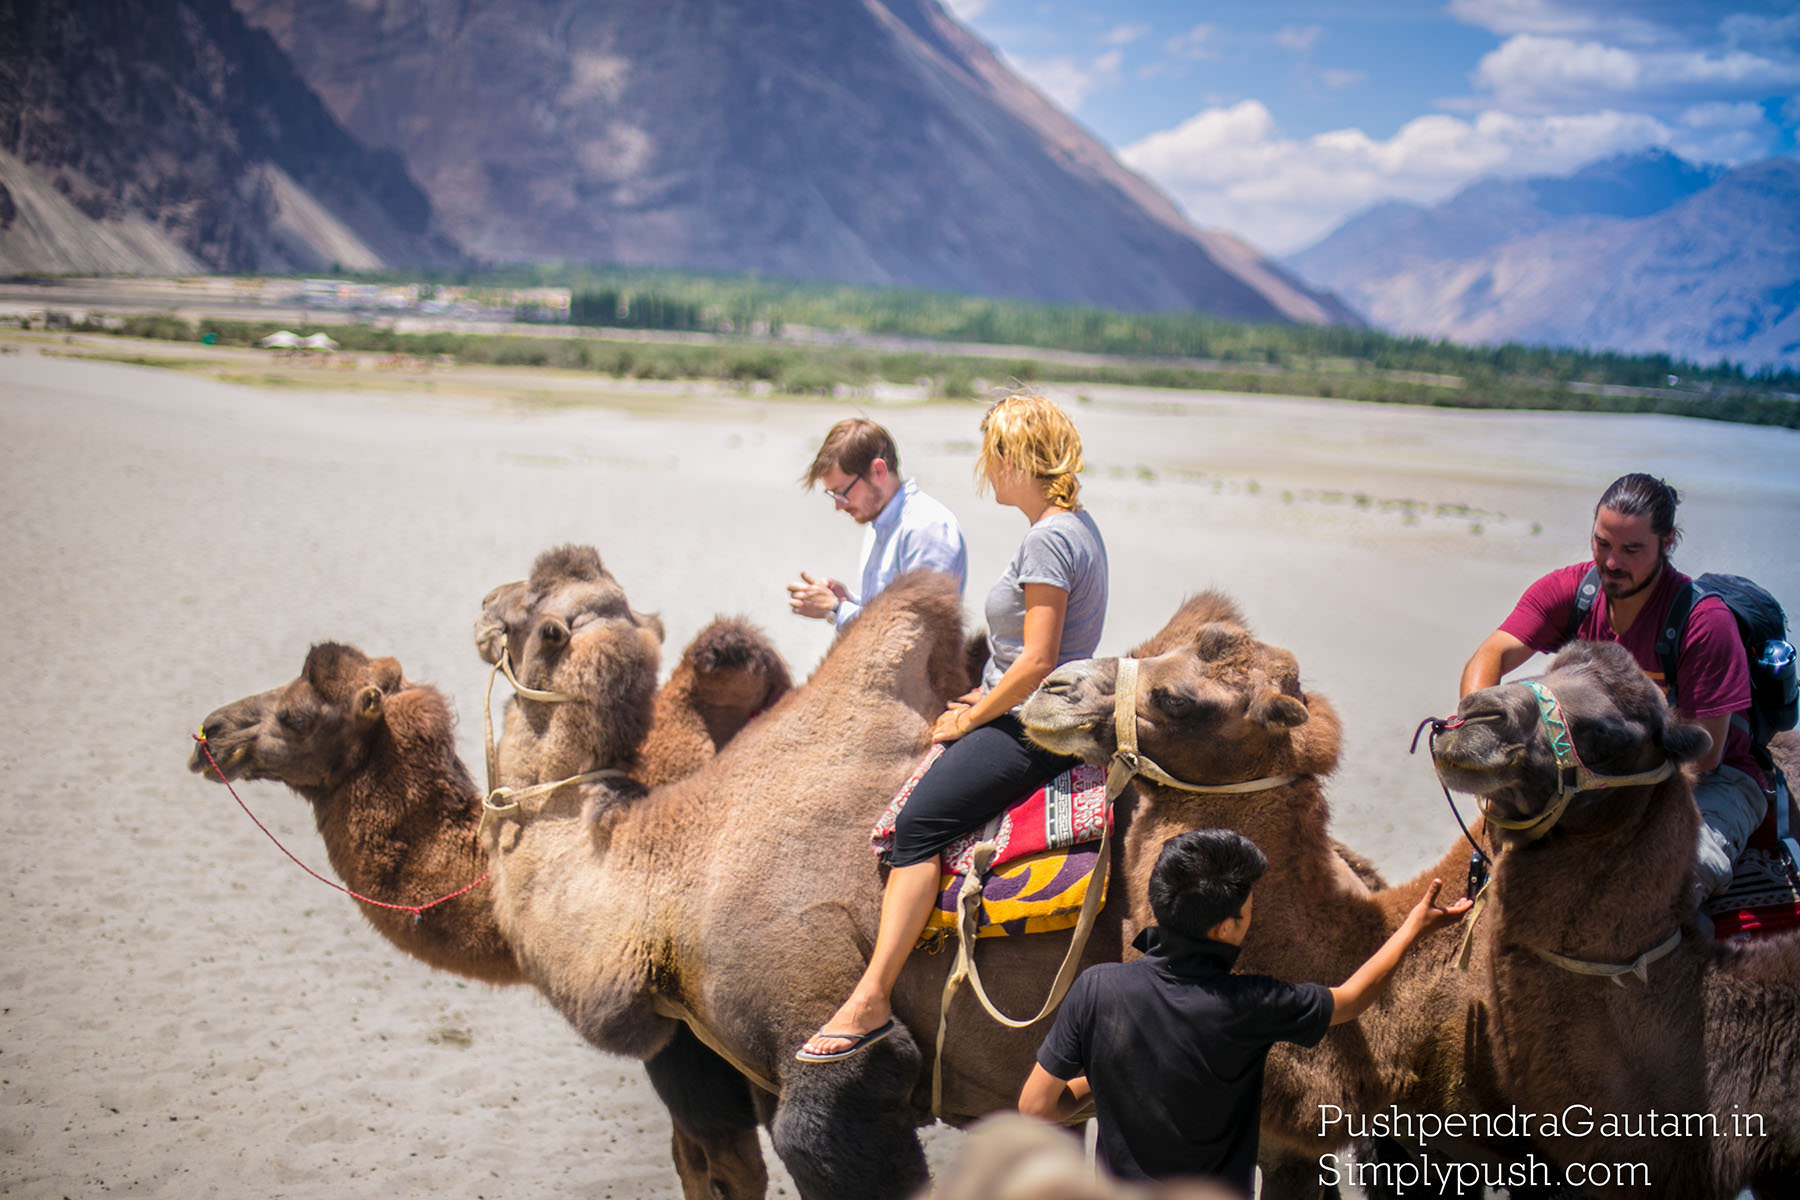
[982,507,1108,693]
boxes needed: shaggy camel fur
[473,545,791,1199]
[1433,641,1800,1198]
[1020,592,1510,1195]
[474,546,793,790]
[196,573,1146,1199]
[192,597,792,1199]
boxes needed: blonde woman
[799,394,1109,1062]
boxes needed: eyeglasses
[825,473,864,505]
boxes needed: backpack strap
[1652,580,1699,710]
[1562,565,1602,643]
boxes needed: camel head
[1019,591,1341,786]
[1431,640,1713,848]
[189,643,413,794]
[474,545,665,775]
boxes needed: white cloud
[1680,100,1768,130]
[1165,24,1217,61]
[1275,25,1323,55]
[1473,34,1800,110]
[940,0,994,22]
[1005,48,1125,113]
[1446,0,1677,45]
[1721,11,1800,47]
[1102,23,1150,48]
[1120,101,1682,253]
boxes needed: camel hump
[821,570,970,701]
[682,617,791,684]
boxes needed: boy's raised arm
[1329,879,1471,1025]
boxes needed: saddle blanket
[871,744,1111,940]
[1707,848,1800,942]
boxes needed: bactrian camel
[197,571,1220,1198]
[1431,640,1800,1198]
[192,593,791,1200]
[1020,592,1527,1198]
[472,545,792,1198]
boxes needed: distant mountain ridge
[0,0,461,275]
[226,0,1356,324]
[1286,150,1799,371]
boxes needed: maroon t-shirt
[1499,561,1762,785]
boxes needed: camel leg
[1260,1147,1341,1200]
[770,1031,928,1200]
[643,1026,770,1200]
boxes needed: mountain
[0,0,460,275]
[1285,151,1800,371]
[226,0,1355,325]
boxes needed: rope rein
[200,644,606,919]
[929,656,1307,1115]
[1420,680,1681,980]
[193,732,489,920]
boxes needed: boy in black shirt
[1019,829,1469,1195]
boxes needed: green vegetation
[56,261,1800,428]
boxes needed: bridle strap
[1106,657,1299,797]
[1527,928,1681,986]
[1476,680,1673,842]
[478,647,623,840]
[930,655,1302,1115]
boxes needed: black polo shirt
[1036,926,1333,1194]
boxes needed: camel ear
[474,581,527,664]
[633,609,665,643]
[1251,687,1308,730]
[1659,718,1712,763]
[369,657,403,693]
[354,685,384,723]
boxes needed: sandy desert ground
[2,339,1796,1197]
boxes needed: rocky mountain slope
[229,0,1355,324]
[1286,151,1799,371]
[0,0,459,275]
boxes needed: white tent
[300,332,340,351]
[259,330,301,348]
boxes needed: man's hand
[787,571,847,620]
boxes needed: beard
[1599,554,1664,600]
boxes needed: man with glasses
[790,418,967,629]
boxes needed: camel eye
[1150,687,1196,718]
[277,708,314,734]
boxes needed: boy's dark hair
[802,418,899,487]
[1149,829,1267,937]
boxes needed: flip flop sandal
[794,1017,898,1063]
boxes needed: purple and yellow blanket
[871,745,1111,939]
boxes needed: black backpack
[1563,566,1798,767]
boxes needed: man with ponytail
[1460,473,1767,903]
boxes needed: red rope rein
[194,732,490,920]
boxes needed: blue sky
[944,0,1800,254]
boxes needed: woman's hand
[931,703,974,743]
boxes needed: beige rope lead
[930,656,1309,1116]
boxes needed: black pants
[888,713,1081,868]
